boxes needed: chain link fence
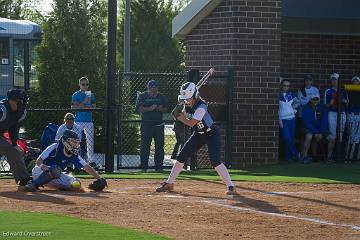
[115,70,233,170]
[0,70,233,173]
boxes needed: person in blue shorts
[156,82,236,195]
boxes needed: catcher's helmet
[179,82,197,100]
[7,89,28,107]
[61,130,80,155]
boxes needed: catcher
[19,130,107,192]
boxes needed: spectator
[0,89,31,188]
[279,79,301,163]
[302,92,332,163]
[71,77,97,167]
[324,73,348,162]
[136,80,168,171]
[345,75,360,162]
[297,74,320,116]
[55,113,83,141]
[171,96,187,162]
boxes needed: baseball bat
[196,68,215,89]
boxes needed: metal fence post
[336,75,342,162]
[105,0,117,173]
[225,69,234,167]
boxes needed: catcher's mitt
[88,178,107,191]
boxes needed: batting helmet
[179,82,197,100]
[61,130,80,155]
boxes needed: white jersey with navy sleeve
[40,142,88,170]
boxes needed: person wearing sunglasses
[302,92,332,163]
[71,77,97,168]
[279,79,301,163]
[324,73,349,162]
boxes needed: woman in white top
[297,74,320,116]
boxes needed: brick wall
[185,0,282,167]
[281,33,360,97]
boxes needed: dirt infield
[0,179,359,240]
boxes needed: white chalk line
[156,193,360,231]
[202,199,360,231]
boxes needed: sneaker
[326,157,335,164]
[18,182,37,192]
[227,186,237,195]
[302,156,312,164]
[156,182,174,192]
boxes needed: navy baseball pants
[177,127,221,167]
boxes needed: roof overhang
[172,0,222,39]
[282,17,360,36]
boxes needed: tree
[0,0,42,22]
[35,0,107,107]
[117,0,185,72]
[25,0,107,147]
[0,0,23,19]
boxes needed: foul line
[203,199,360,231]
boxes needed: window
[13,40,25,88]
[0,38,10,65]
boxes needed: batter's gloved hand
[88,178,107,191]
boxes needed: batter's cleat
[226,186,236,195]
[18,182,37,192]
[156,182,174,192]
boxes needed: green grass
[1,163,359,184]
[0,211,170,240]
[71,163,360,184]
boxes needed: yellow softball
[71,180,81,189]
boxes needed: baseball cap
[147,80,158,88]
[309,92,320,100]
[64,112,75,120]
[352,75,360,82]
[304,74,313,81]
[330,73,339,81]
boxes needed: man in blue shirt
[71,77,97,168]
[136,80,168,171]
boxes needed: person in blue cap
[136,80,168,171]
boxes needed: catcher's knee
[49,165,61,178]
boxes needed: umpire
[136,80,168,171]
[0,89,31,186]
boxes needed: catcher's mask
[7,89,28,109]
[61,130,80,155]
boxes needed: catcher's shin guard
[32,165,61,187]
[156,182,174,192]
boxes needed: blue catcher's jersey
[40,142,88,170]
[186,99,214,133]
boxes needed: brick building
[172,0,360,166]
